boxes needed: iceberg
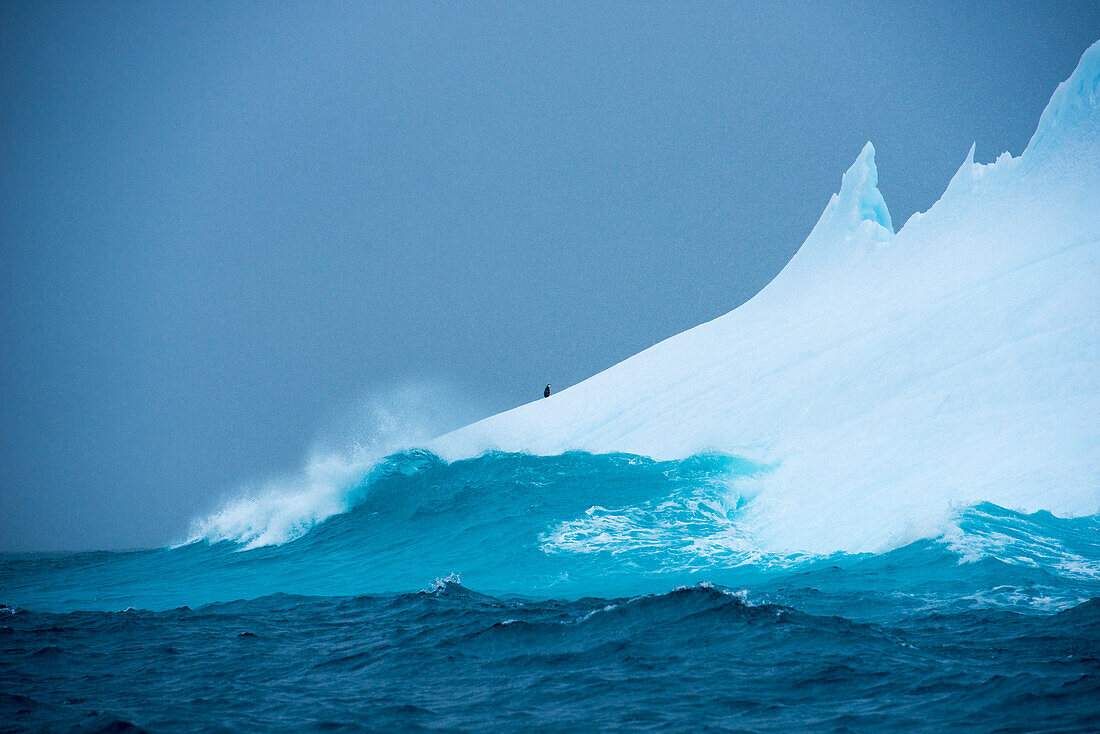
[433,41,1100,555]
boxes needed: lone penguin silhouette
[544,384,551,398]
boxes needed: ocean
[3,451,1099,731]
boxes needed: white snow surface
[432,41,1100,555]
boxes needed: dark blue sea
[3,451,1099,732]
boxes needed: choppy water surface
[3,451,1098,731]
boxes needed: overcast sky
[2,2,1098,551]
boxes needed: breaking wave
[3,450,1097,613]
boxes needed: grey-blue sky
[2,2,1097,551]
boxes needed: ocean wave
[940,502,1100,579]
[3,450,1097,614]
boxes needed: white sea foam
[424,572,463,593]
[941,506,1100,581]
[187,452,373,549]
[539,486,776,572]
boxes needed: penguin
[544,384,551,398]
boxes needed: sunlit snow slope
[433,42,1100,554]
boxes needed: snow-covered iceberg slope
[434,42,1100,554]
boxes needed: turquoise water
[3,451,1099,731]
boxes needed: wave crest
[189,448,443,549]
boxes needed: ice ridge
[1024,39,1100,164]
[828,141,894,239]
